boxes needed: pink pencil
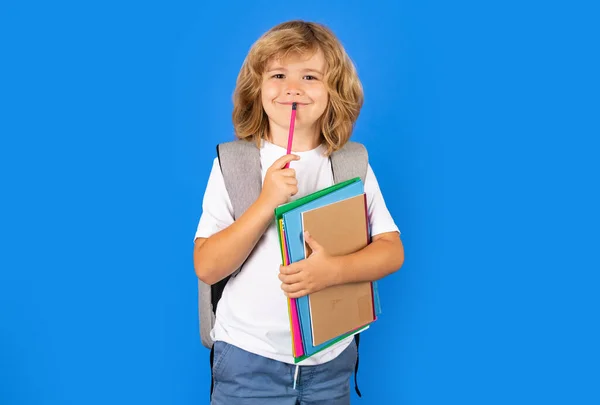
[284,102,297,169]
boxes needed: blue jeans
[210,340,358,405]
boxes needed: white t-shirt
[194,140,399,365]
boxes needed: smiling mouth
[278,102,309,106]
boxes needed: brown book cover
[301,193,375,346]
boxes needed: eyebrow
[302,68,324,75]
[265,67,324,75]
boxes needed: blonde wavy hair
[232,20,364,156]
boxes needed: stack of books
[275,177,382,363]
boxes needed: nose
[285,78,304,96]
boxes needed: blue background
[1,0,598,404]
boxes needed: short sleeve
[364,163,400,237]
[194,157,235,241]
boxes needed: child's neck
[268,124,322,152]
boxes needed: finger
[278,272,303,284]
[280,264,302,275]
[286,289,310,299]
[272,154,301,169]
[280,168,296,177]
[285,177,298,186]
[304,231,322,253]
[281,282,304,294]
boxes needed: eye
[272,74,285,79]
[303,75,317,80]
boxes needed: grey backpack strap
[217,139,263,276]
[330,141,369,183]
[197,139,262,349]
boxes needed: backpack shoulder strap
[217,139,263,222]
[330,141,369,184]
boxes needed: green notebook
[274,177,361,220]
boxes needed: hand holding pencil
[258,102,300,209]
[259,153,300,209]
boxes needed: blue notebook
[282,181,382,356]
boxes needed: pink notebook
[282,225,304,357]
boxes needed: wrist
[330,255,345,287]
[253,195,276,223]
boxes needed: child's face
[261,49,328,136]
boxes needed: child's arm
[194,153,301,285]
[331,231,404,284]
[194,199,273,285]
